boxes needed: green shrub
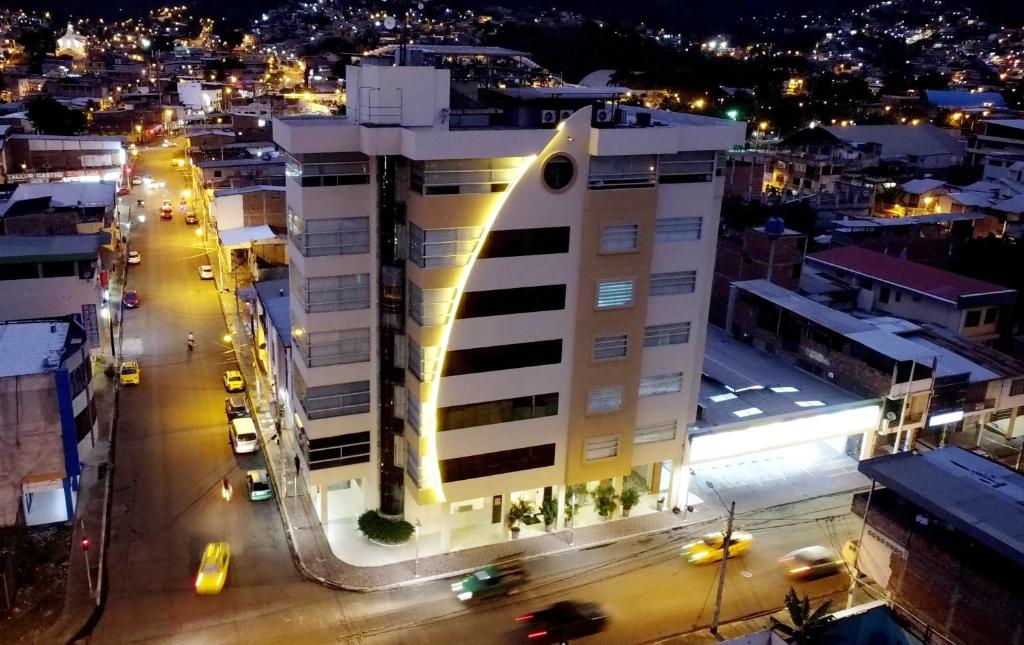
[540,497,558,526]
[506,498,534,530]
[620,487,641,511]
[593,484,619,517]
[357,510,415,545]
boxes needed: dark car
[516,601,607,643]
[225,396,249,420]
[122,290,140,309]
[184,212,198,225]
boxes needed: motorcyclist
[187,332,195,350]
[137,199,144,207]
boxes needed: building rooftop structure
[924,90,1007,109]
[0,182,116,218]
[212,185,286,198]
[900,178,946,194]
[858,447,1024,568]
[821,124,964,163]
[253,278,291,348]
[197,157,283,169]
[805,246,1014,307]
[0,320,72,378]
[697,326,862,430]
[0,234,104,263]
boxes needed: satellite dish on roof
[384,16,396,30]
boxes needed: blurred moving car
[198,265,214,280]
[778,545,842,580]
[452,563,526,602]
[223,370,245,392]
[681,530,754,564]
[119,361,140,385]
[246,470,273,501]
[194,542,230,594]
[127,250,141,265]
[516,601,607,643]
[122,289,140,309]
[131,176,143,186]
[225,395,249,420]
[184,212,198,225]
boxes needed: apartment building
[273,58,744,549]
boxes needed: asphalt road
[91,144,343,643]
[89,144,869,644]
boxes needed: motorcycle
[137,199,145,207]
[187,338,195,351]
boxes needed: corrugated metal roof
[0,234,103,263]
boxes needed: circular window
[542,154,575,192]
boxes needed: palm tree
[771,588,836,644]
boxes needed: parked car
[127,250,141,265]
[122,289,140,309]
[194,542,230,594]
[452,564,526,602]
[778,545,842,580]
[246,470,273,501]
[228,417,259,454]
[681,530,754,564]
[198,265,214,280]
[117,187,130,196]
[184,212,198,225]
[119,361,141,386]
[225,396,249,420]
[130,176,143,186]
[515,601,607,643]
[223,370,245,392]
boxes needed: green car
[246,470,273,501]
[451,564,526,602]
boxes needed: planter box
[368,537,409,548]
[510,529,521,540]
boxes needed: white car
[130,176,143,186]
[198,265,214,280]
[127,250,141,265]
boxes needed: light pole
[706,481,736,636]
[414,519,422,577]
[568,491,577,546]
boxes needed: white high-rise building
[273,52,744,550]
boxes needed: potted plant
[506,498,534,539]
[620,487,641,518]
[540,497,558,533]
[564,483,587,529]
[593,484,619,519]
[657,497,666,512]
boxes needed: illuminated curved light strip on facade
[416,151,549,505]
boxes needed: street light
[414,519,422,577]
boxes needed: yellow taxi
[681,530,754,564]
[119,361,141,386]
[194,542,231,594]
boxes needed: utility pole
[710,501,736,635]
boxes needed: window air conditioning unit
[559,109,574,121]
[594,108,613,123]
[540,110,558,125]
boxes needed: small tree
[771,588,836,644]
[620,487,641,517]
[26,97,86,136]
[506,498,534,533]
[593,484,619,518]
[540,497,558,528]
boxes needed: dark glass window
[74,396,97,443]
[443,339,562,377]
[439,393,559,431]
[964,310,982,327]
[478,227,570,259]
[984,307,998,325]
[457,285,566,319]
[542,155,575,191]
[440,443,556,482]
[0,263,40,280]
[308,431,371,469]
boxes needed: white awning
[218,225,277,249]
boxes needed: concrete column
[974,413,990,447]
[319,484,329,523]
[556,485,567,529]
[439,503,451,553]
[859,428,878,461]
[1009,406,1020,439]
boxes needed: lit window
[639,372,683,397]
[795,400,826,407]
[596,279,635,309]
[585,436,620,461]
[588,385,624,413]
[600,223,639,253]
[592,333,628,360]
[733,407,763,418]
